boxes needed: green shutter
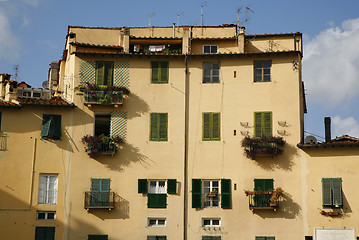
[332,178,342,207]
[157,236,167,240]
[212,113,220,140]
[221,179,231,209]
[138,179,148,194]
[150,113,159,140]
[160,61,169,83]
[322,178,332,207]
[266,237,275,240]
[192,179,202,208]
[53,115,62,140]
[91,179,101,192]
[254,112,272,137]
[202,237,212,240]
[167,179,177,194]
[35,227,55,240]
[148,194,167,208]
[151,61,168,84]
[263,112,272,137]
[104,62,114,86]
[203,113,211,140]
[254,179,273,191]
[89,235,108,240]
[212,237,222,240]
[255,237,266,240]
[151,62,159,83]
[147,236,157,240]
[41,114,52,139]
[254,112,262,137]
[96,62,105,85]
[158,113,168,141]
[101,179,110,192]
[91,179,110,192]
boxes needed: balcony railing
[241,137,285,160]
[84,90,123,105]
[245,190,281,210]
[84,191,115,209]
[86,142,116,156]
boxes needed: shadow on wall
[94,142,153,172]
[87,195,130,220]
[255,191,302,219]
[124,93,150,119]
[252,144,298,171]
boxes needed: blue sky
[0,0,359,140]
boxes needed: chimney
[324,117,331,142]
[237,27,245,53]
[48,62,59,88]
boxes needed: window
[151,61,169,83]
[35,227,55,240]
[41,114,61,140]
[95,113,111,136]
[38,174,58,204]
[148,218,166,227]
[147,236,166,240]
[96,61,114,86]
[255,237,275,240]
[254,112,272,137]
[203,45,218,54]
[254,60,271,82]
[138,179,177,208]
[202,218,220,227]
[37,211,56,220]
[322,178,343,208]
[202,236,221,240]
[203,112,220,141]
[192,179,231,209]
[203,62,220,83]
[150,113,168,141]
[88,235,108,240]
[254,179,274,208]
[90,178,111,207]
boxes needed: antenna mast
[201,1,207,26]
[177,11,184,27]
[14,65,19,81]
[244,7,254,29]
[149,12,155,27]
[237,7,243,31]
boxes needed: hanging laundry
[134,45,140,52]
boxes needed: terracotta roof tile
[70,42,123,49]
[0,100,21,108]
[17,96,75,107]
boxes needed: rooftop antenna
[201,1,207,26]
[244,7,254,29]
[13,64,19,81]
[149,12,155,27]
[237,7,243,32]
[177,11,184,27]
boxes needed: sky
[0,0,359,141]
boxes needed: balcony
[86,142,116,155]
[241,136,285,160]
[84,89,123,105]
[245,188,282,211]
[129,44,182,54]
[84,191,115,210]
[82,135,124,158]
[18,87,50,98]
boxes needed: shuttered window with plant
[192,179,231,209]
[96,61,114,86]
[202,112,220,141]
[138,179,176,208]
[150,113,168,141]
[322,178,342,208]
[41,114,61,140]
[151,61,169,84]
[254,179,273,208]
[254,112,272,137]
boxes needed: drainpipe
[183,53,189,240]
[324,117,331,142]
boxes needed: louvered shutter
[147,236,157,240]
[221,179,231,209]
[264,179,274,191]
[150,113,159,140]
[322,178,332,207]
[148,194,167,208]
[157,194,167,208]
[41,114,52,139]
[91,179,101,192]
[96,62,104,85]
[202,237,212,240]
[212,113,220,140]
[332,178,342,207]
[212,237,222,240]
[35,227,55,240]
[263,112,272,137]
[266,237,275,240]
[167,179,177,194]
[159,113,168,141]
[138,179,148,194]
[151,62,159,83]
[254,179,266,191]
[192,179,202,208]
[157,236,167,240]
[160,61,169,83]
[53,115,62,140]
[100,179,110,192]
[203,113,211,140]
[104,62,114,86]
[254,112,262,137]
[255,237,266,240]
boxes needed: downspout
[183,53,189,240]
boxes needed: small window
[95,113,111,137]
[202,236,221,240]
[37,211,56,220]
[38,174,58,204]
[203,180,220,208]
[150,113,168,141]
[254,112,272,137]
[203,45,218,54]
[203,62,220,83]
[202,112,220,141]
[148,218,166,227]
[255,237,275,240]
[138,179,176,209]
[151,61,169,84]
[96,61,114,87]
[149,180,167,194]
[88,235,108,240]
[147,236,167,240]
[41,114,61,140]
[202,218,220,227]
[254,61,271,82]
[192,179,231,209]
[322,178,343,208]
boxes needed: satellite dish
[42,81,49,89]
[305,136,317,144]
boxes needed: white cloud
[303,18,359,108]
[0,9,19,61]
[332,115,359,138]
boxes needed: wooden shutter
[158,113,168,141]
[203,113,211,140]
[89,235,108,240]
[266,237,275,240]
[157,236,167,240]
[160,61,169,83]
[53,115,62,140]
[254,179,273,191]
[104,61,114,86]
[221,179,231,209]
[147,236,157,240]
[212,113,220,140]
[332,178,342,207]
[255,237,266,240]
[202,236,212,240]
[212,237,221,240]
[167,179,177,194]
[35,227,55,240]
[254,112,262,137]
[41,114,52,139]
[150,113,159,140]
[192,179,202,208]
[263,112,272,137]
[322,178,332,206]
[138,179,148,194]
[100,179,110,192]
[96,62,105,85]
[91,179,101,192]
[148,194,167,208]
[151,62,159,83]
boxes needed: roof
[0,100,21,108]
[246,32,302,38]
[17,96,75,108]
[70,42,123,50]
[298,134,359,149]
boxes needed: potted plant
[206,189,218,197]
[269,187,282,207]
[241,136,286,160]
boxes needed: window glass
[203,63,220,83]
[254,61,271,82]
[38,174,58,204]
[95,113,111,136]
[203,180,220,208]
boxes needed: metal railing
[84,90,123,105]
[247,192,279,209]
[86,142,116,155]
[84,191,115,209]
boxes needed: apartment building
[0,24,357,240]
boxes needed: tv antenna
[149,12,155,27]
[245,7,254,29]
[237,7,243,29]
[13,64,19,81]
[177,11,184,27]
[201,1,207,26]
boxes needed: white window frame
[202,218,220,227]
[37,211,56,220]
[203,45,218,54]
[203,180,220,208]
[149,180,167,194]
[38,174,58,204]
[148,218,166,227]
